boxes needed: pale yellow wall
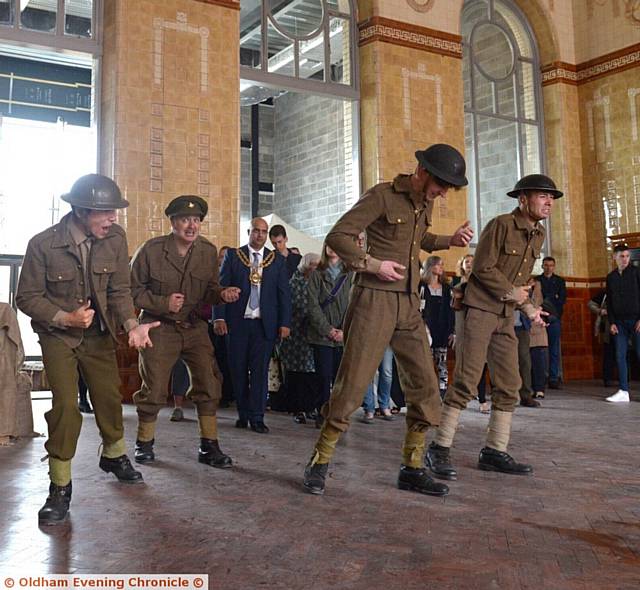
[543,82,588,277]
[360,0,577,63]
[573,0,640,63]
[101,0,240,254]
[578,66,640,277]
[359,40,467,271]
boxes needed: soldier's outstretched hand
[377,261,406,282]
[128,321,161,350]
[450,221,474,247]
[529,309,549,327]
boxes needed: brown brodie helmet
[415,144,469,188]
[61,174,129,210]
[507,174,563,199]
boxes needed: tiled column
[541,80,589,277]
[358,17,469,270]
[101,0,240,253]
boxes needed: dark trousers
[546,317,562,382]
[286,371,320,414]
[78,372,89,405]
[312,344,343,412]
[228,319,274,423]
[530,346,548,392]
[515,327,533,401]
[477,364,489,403]
[212,331,234,404]
[602,341,616,384]
[612,319,640,391]
[171,358,190,396]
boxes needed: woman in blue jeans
[362,347,395,423]
[306,244,354,427]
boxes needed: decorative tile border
[358,16,462,59]
[542,42,640,86]
[193,0,240,9]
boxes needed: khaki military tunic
[16,213,138,460]
[130,234,224,420]
[321,174,452,433]
[445,207,545,412]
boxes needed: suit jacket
[213,245,291,340]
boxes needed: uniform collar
[511,207,543,234]
[68,215,92,246]
[392,174,426,210]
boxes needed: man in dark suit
[213,217,292,433]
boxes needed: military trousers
[323,287,441,432]
[40,328,124,461]
[134,321,221,421]
[444,306,520,412]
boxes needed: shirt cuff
[52,310,68,329]
[123,318,139,333]
[434,235,452,250]
[364,255,382,274]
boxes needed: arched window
[462,0,545,237]
[240,0,358,99]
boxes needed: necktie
[249,252,260,310]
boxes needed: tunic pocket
[384,211,408,240]
[46,267,76,298]
[92,261,116,291]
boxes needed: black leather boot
[303,461,328,495]
[478,447,533,475]
[398,465,449,496]
[38,482,72,525]
[198,439,232,468]
[134,439,155,464]
[99,455,144,483]
[426,442,458,480]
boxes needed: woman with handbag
[306,244,353,428]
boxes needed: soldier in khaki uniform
[303,144,473,497]
[16,174,160,525]
[130,196,240,468]
[426,174,563,479]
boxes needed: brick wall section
[273,92,347,241]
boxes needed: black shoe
[520,397,541,408]
[134,439,155,464]
[198,438,232,469]
[426,442,457,480]
[478,447,533,475]
[398,465,449,496]
[548,380,560,390]
[303,461,328,495]
[78,401,93,414]
[314,415,324,429]
[294,412,307,424]
[38,482,72,525]
[235,419,248,429]
[250,421,270,434]
[99,455,144,484]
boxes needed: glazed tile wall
[359,39,468,271]
[542,82,589,277]
[578,66,640,277]
[573,0,640,63]
[101,0,240,254]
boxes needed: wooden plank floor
[1,382,639,590]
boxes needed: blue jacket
[213,245,291,340]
